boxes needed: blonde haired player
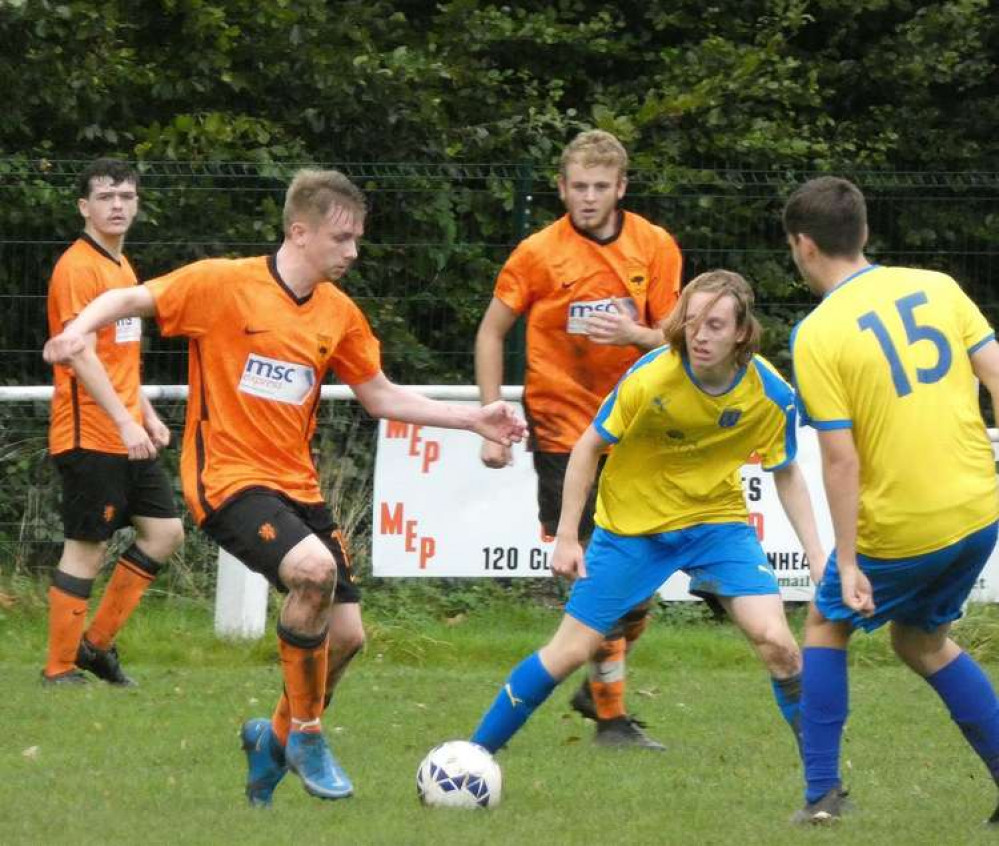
[476,129,682,748]
[470,270,824,760]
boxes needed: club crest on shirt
[317,334,332,357]
[718,408,743,428]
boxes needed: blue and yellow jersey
[792,264,998,558]
[592,347,796,535]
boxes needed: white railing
[1,383,524,638]
[4,384,998,639]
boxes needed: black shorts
[201,489,360,602]
[54,449,178,542]
[533,451,607,543]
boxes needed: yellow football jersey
[792,264,998,557]
[593,347,797,535]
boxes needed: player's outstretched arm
[44,287,156,364]
[772,461,827,583]
[816,428,874,616]
[475,298,519,468]
[551,426,605,580]
[352,372,527,446]
[971,339,999,433]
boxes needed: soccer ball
[416,740,502,809]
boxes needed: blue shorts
[815,521,998,633]
[566,523,779,635]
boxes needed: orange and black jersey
[494,211,682,452]
[48,234,143,456]
[146,256,381,525]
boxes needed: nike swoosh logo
[71,609,85,617]
[560,280,576,289]
[244,327,269,335]
[504,683,523,708]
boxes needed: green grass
[2,592,999,845]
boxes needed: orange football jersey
[494,211,681,451]
[147,256,381,524]
[47,234,143,456]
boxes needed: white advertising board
[372,404,999,602]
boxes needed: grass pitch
[2,593,999,845]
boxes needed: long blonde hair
[662,270,762,368]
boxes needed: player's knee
[755,625,801,673]
[135,518,184,561]
[330,621,366,658]
[287,550,338,598]
[619,607,651,643]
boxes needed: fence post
[214,549,269,639]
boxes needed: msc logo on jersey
[114,316,142,344]
[566,297,638,335]
[718,408,743,428]
[239,353,316,405]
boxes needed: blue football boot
[240,718,288,807]
[285,730,354,800]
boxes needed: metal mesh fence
[2,159,997,571]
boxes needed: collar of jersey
[267,254,315,306]
[567,210,624,246]
[682,354,747,397]
[824,263,881,299]
[80,231,122,267]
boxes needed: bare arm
[971,339,999,429]
[550,425,607,580]
[64,333,157,460]
[772,461,827,583]
[817,427,873,615]
[44,287,156,364]
[351,372,527,445]
[475,298,520,468]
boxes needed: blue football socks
[471,652,558,753]
[801,647,848,803]
[927,651,999,782]
[771,672,803,747]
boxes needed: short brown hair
[782,176,867,258]
[662,270,762,368]
[77,158,138,199]
[559,130,628,177]
[283,169,366,233]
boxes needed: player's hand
[585,298,640,346]
[472,401,528,447]
[143,414,171,450]
[43,329,87,364]
[551,536,585,580]
[119,419,158,461]
[839,561,874,617]
[480,440,513,468]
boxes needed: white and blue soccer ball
[416,740,502,809]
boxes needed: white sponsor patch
[114,317,142,344]
[238,353,316,406]
[566,297,638,335]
